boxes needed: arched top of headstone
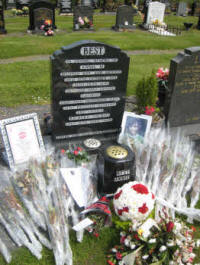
[29,0,55,7]
[171,46,200,64]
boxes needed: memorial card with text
[51,40,130,142]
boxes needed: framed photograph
[0,113,45,169]
[120,112,152,143]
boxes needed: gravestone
[28,0,56,32]
[16,0,29,9]
[59,0,72,14]
[81,0,93,7]
[198,15,200,30]
[194,3,200,16]
[113,5,136,31]
[73,5,93,31]
[0,0,7,34]
[6,0,16,9]
[50,40,130,142]
[146,1,165,25]
[165,47,200,128]
[142,0,151,24]
[176,1,187,16]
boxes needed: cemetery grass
[0,54,174,107]
[0,12,200,59]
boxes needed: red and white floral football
[113,181,155,222]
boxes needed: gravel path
[0,49,182,64]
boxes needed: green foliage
[112,213,131,231]
[136,71,158,113]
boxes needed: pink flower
[107,260,115,265]
[78,16,84,25]
[138,203,148,214]
[93,232,99,237]
[145,106,155,116]
[74,150,79,156]
[120,235,126,244]
[116,252,122,260]
[132,184,149,194]
[61,149,65,154]
[77,147,82,151]
[152,193,155,199]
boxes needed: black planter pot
[157,82,167,107]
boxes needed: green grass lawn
[0,11,199,59]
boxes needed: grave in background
[6,0,16,9]
[165,47,200,137]
[146,1,165,25]
[28,0,56,32]
[113,5,136,31]
[59,0,72,14]
[176,1,187,16]
[50,40,130,143]
[16,0,29,9]
[0,0,6,34]
[81,0,93,7]
[73,5,93,31]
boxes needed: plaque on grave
[28,0,56,31]
[165,47,200,127]
[51,40,130,142]
[73,5,93,30]
[113,5,136,31]
[146,1,165,25]
[176,1,187,16]
[0,0,6,34]
[59,0,72,14]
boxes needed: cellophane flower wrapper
[126,126,200,222]
[0,170,43,260]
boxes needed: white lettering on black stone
[114,175,130,182]
[72,82,109,87]
[69,113,110,121]
[80,64,105,70]
[116,170,131,176]
[60,70,122,76]
[80,46,105,56]
[65,118,113,126]
[65,58,118,64]
[65,86,115,93]
[62,102,116,110]
[59,97,120,105]
[64,76,118,82]
[76,109,104,115]
[80,93,101,98]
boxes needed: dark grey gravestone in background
[51,40,130,142]
[16,0,29,9]
[0,0,6,34]
[6,0,16,9]
[59,0,72,14]
[176,1,187,16]
[28,0,56,31]
[73,5,93,30]
[114,5,136,31]
[165,47,200,127]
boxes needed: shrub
[136,71,158,113]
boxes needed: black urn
[97,144,136,196]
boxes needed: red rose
[132,184,149,194]
[107,260,115,265]
[114,190,122,200]
[116,252,122,260]
[118,209,123,216]
[191,226,196,232]
[133,233,140,240]
[138,203,148,214]
[74,150,79,155]
[93,232,99,237]
[152,193,155,199]
[166,221,174,232]
[77,147,82,151]
[61,149,65,154]
[122,207,129,213]
[120,236,126,244]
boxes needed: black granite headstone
[28,0,56,31]
[176,2,187,16]
[73,5,93,30]
[51,40,130,142]
[59,0,72,14]
[0,0,7,34]
[165,47,200,127]
[113,5,136,31]
[197,15,200,30]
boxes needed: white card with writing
[72,218,94,232]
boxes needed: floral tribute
[40,19,54,36]
[61,147,90,165]
[156,67,169,88]
[113,181,155,223]
[77,16,93,29]
[107,208,199,265]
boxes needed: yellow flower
[138,228,144,236]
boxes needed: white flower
[120,231,126,236]
[189,253,196,259]
[159,245,167,252]
[124,238,130,246]
[174,222,182,233]
[196,240,200,247]
[167,240,174,247]
[169,261,174,265]
[111,248,117,253]
[149,238,156,244]
[142,255,149,260]
[130,242,136,249]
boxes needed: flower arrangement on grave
[156,67,169,107]
[40,19,54,36]
[153,19,166,28]
[61,147,90,166]
[77,16,93,29]
[113,181,155,225]
[107,211,199,265]
[22,6,29,15]
[12,7,29,16]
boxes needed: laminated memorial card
[51,40,130,143]
[119,111,152,144]
[0,113,45,169]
